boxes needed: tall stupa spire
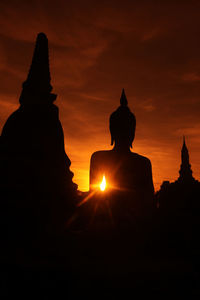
[181,136,189,165]
[179,136,194,182]
[19,32,56,105]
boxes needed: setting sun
[100,175,106,191]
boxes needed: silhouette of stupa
[0,33,77,234]
[178,136,194,182]
[19,32,56,105]
[156,137,200,213]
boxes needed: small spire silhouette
[182,135,188,153]
[120,88,128,106]
[19,32,56,104]
[183,135,186,145]
[179,135,194,181]
[181,136,188,157]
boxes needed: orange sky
[1,0,200,191]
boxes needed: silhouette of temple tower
[19,32,57,105]
[178,137,194,182]
[0,33,77,233]
[156,137,200,212]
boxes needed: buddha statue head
[109,89,136,149]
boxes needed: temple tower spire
[19,32,56,105]
[178,136,194,182]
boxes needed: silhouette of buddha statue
[0,33,77,234]
[89,89,154,219]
